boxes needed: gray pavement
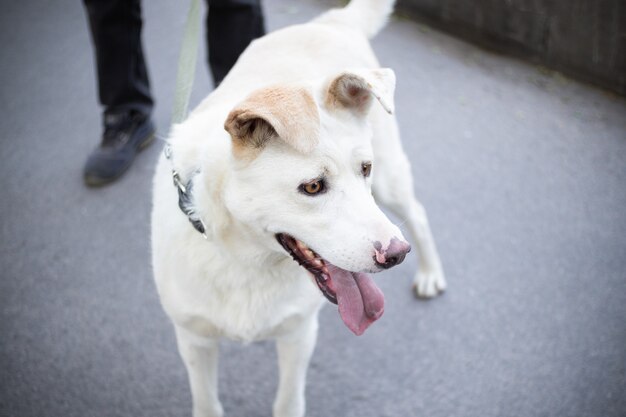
[1,1,625,416]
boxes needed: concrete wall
[396,0,626,95]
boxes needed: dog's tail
[314,0,396,39]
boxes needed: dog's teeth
[311,258,323,267]
[304,249,315,259]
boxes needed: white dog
[151,0,446,416]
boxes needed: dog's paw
[193,403,223,417]
[413,268,446,299]
[273,394,305,417]
[273,404,304,417]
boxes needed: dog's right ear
[224,86,320,158]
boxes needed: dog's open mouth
[276,233,384,336]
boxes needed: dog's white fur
[151,1,445,416]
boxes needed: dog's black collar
[175,172,207,237]
[165,144,208,239]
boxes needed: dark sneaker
[83,112,156,186]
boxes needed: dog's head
[223,69,410,335]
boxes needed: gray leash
[164,0,208,239]
[170,0,201,126]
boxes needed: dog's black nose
[374,238,411,269]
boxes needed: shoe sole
[84,131,156,187]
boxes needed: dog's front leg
[175,326,223,417]
[371,116,446,298]
[273,316,319,417]
[401,199,447,297]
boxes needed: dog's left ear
[224,86,320,156]
[325,68,396,115]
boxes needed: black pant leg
[205,0,265,86]
[83,0,153,117]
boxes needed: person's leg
[83,0,153,117]
[82,0,156,186]
[205,0,265,86]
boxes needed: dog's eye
[300,179,326,196]
[361,162,372,178]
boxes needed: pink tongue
[326,265,385,336]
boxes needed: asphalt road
[1,1,625,416]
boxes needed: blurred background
[1,0,625,416]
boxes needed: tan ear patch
[224,86,320,158]
[325,68,396,115]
